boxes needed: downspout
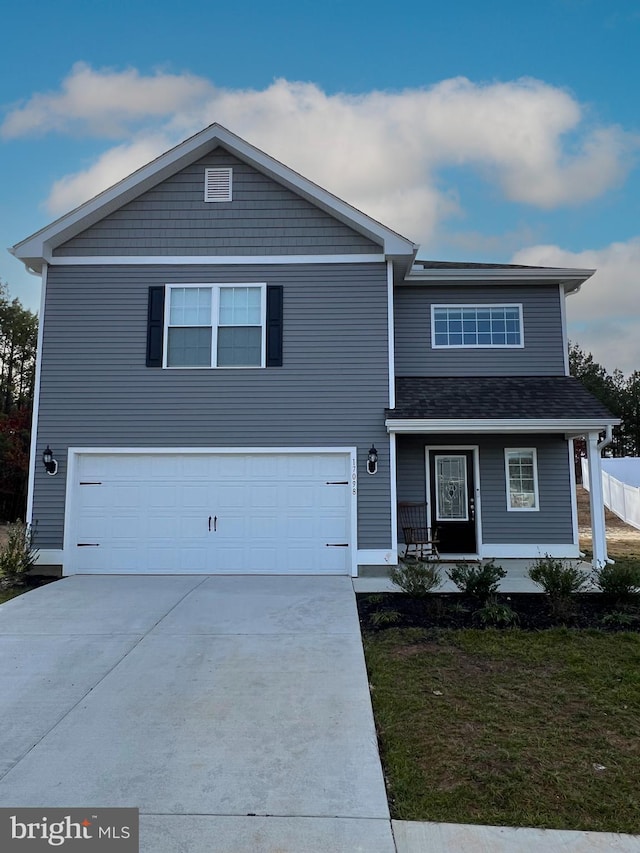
[597,424,613,452]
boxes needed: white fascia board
[35,549,64,565]
[405,267,595,293]
[12,123,416,270]
[357,549,398,566]
[26,262,47,525]
[47,254,387,266]
[386,418,620,434]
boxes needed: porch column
[586,431,608,568]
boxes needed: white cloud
[46,134,171,215]
[1,62,213,138]
[14,68,634,224]
[8,67,639,374]
[512,239,640,374]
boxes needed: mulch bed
[357,592,640,632]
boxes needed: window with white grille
[204,167,232,202]
[505,448,539,511]
[431,304,523,348]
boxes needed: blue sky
[1,0,639,372]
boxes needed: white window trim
[431,303,524,349]
[163,283,266,369]
[505,447,540,512]
[204,167,232,202]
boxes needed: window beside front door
[165,284,266,368]
[505,448,539,511]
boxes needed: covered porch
[387,376,620,571]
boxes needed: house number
[352,458,357,495]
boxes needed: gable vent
[204,167,232,202]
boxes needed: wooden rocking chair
[398,501,440,561]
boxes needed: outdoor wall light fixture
[367,445,378,475]
[42,445,58,476]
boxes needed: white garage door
[70,452,353,575]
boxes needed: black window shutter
[146,286,165,367]
[266,285,283,367]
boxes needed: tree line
[0,282,38,521]
[569,342,640,460]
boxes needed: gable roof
[10,123,418,273]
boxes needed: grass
[364,627,640,833]
[0,586,31,605]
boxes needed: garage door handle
[209,516,217,532]
[326,543,349,547]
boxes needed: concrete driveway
[0,575,395,852]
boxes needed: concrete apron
[0,575,394,853]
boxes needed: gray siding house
[11,124,617,577]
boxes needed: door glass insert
[435,455,468,521]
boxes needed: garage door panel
[180,484,210,508]
[72,452,353,575]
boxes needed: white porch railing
[582,458,640,531]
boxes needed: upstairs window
[432,305,523,348]
[165,284,265,368]
[204,167,233,202]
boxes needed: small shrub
[600,610,637,629]
[390,561,442,597]
[0,521,38,588]
[528,555,590,596]
[447,559,507,603]
[528,555,590,622]
[473,596,519,627]
[369,609,401,627]
[593,561,640,601]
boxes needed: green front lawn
[0,586,28,605]
[364,627,640,833]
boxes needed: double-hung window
[165,284,266,368]
[505,448,539,511]
[432,305,523,348]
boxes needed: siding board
[33,263,391,553]
[54,150,380,257]
[396,434,573,545]
[394,283,566,376]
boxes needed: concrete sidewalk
[393,820,640,852]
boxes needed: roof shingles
[387,377,617,421]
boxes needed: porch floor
[354,559,594,594]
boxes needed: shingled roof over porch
[386,376,616,422]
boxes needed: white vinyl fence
[582,457,640,531]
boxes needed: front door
[428,450,477,554]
